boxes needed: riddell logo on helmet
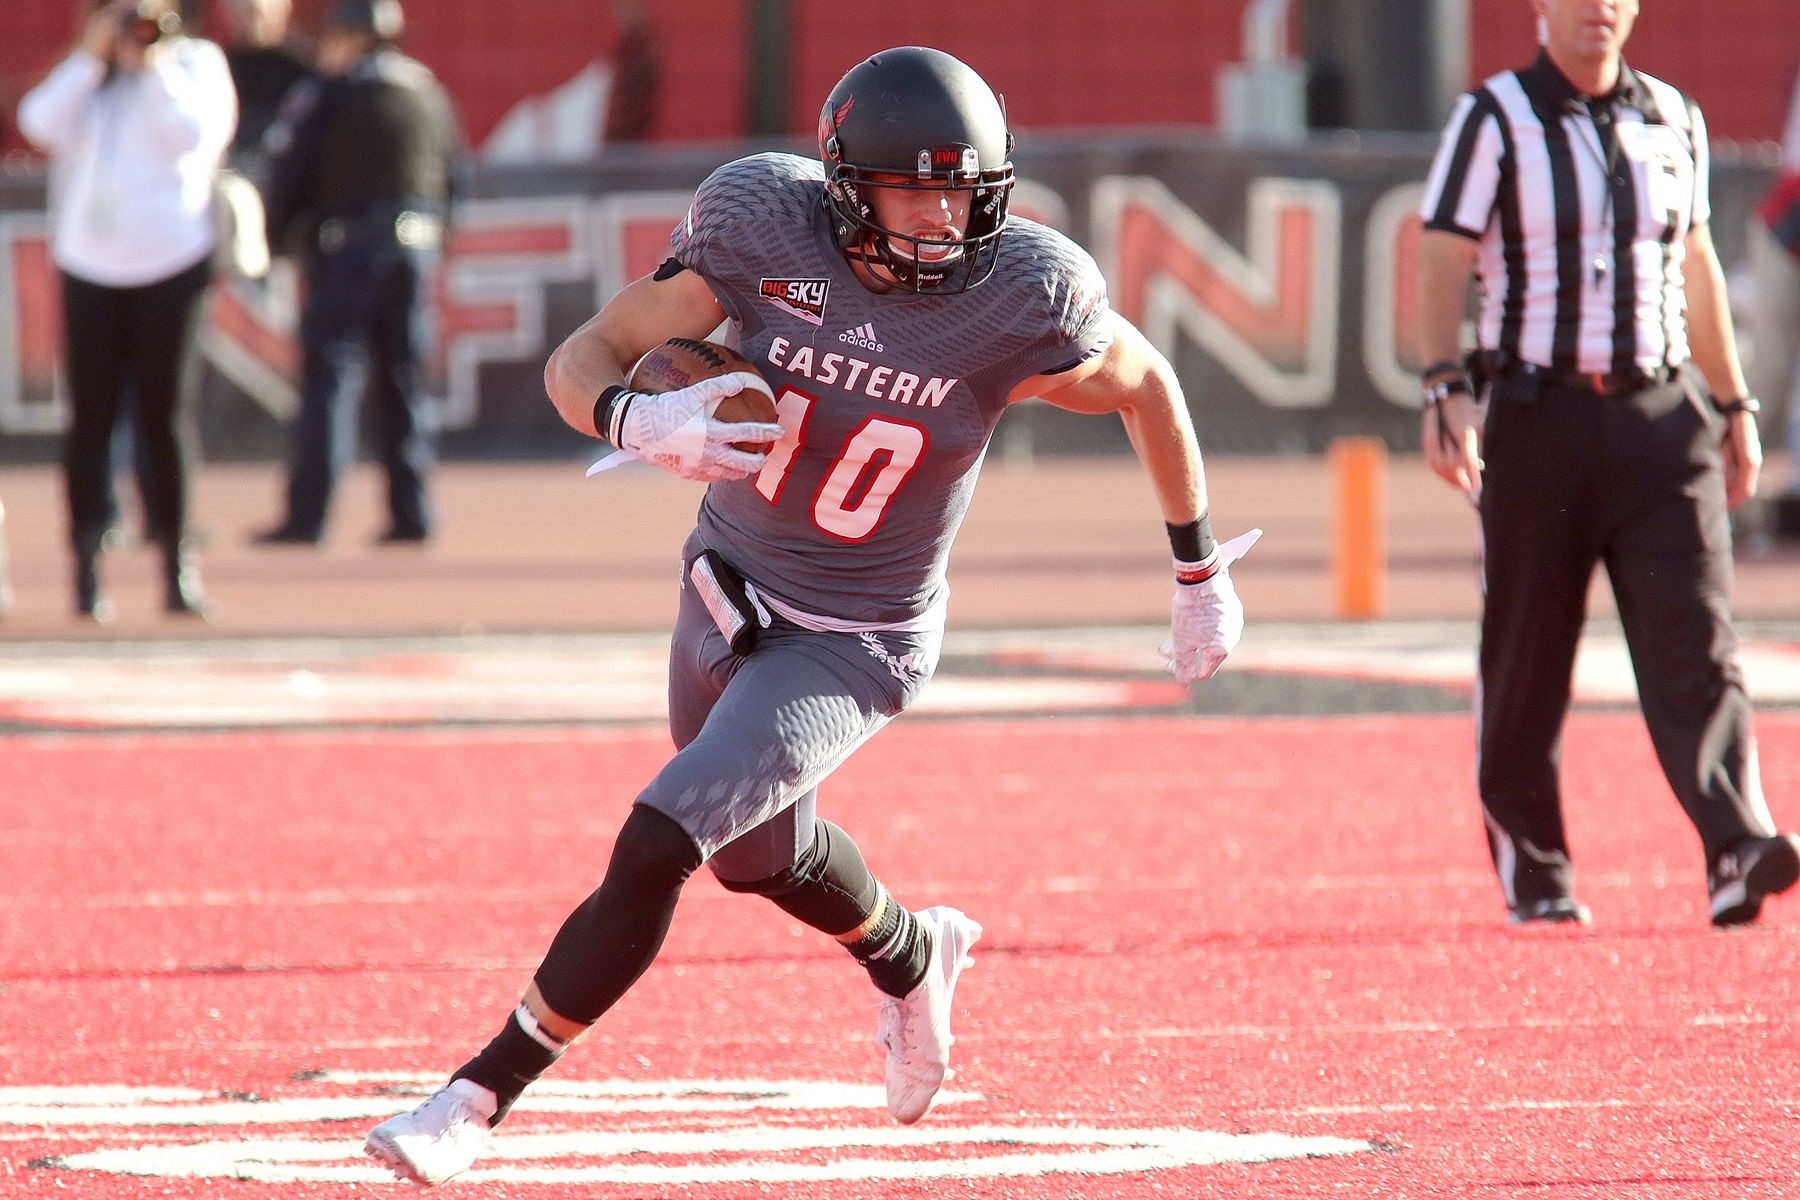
[838,322,884,352]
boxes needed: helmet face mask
[819,48,1015,293]
[829,168,1011,292]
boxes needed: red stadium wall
[1,1,1793,156]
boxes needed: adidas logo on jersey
[838,322,884,353]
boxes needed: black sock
[844,893,930,998]
[451,1010,564,1125]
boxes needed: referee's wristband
[1712,394,1761,417]
[1422,375,1473,407]
[592,385,638,444]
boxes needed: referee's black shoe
[1507,897,1592,927]
[251,524,322,547]
[1709,834,1800,927]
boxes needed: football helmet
[818,47,1015,293]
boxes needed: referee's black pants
[1475,369,1773,911]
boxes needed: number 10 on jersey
[754,389,928,541]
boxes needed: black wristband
[592,385,632,443]
[1421,359,1465,381]
[1423,376,1473,407]
[1713,395,1761,416]
[1167,512,1217,565]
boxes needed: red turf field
[4,711,1798,1198]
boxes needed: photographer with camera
[16,0,237,621]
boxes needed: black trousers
[59,257,213,549]
[1475,370,1773,909]
[280,219,438,539]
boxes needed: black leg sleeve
[718,820,929,998]
[719,819,878,934]
[531,803,704,1025]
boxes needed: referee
[252,0,460,546]
[1416,0,1799,928]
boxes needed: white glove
[1160,528,1263,685]
[614,373,786,482]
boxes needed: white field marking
[0,723,668,752]
[0,1085,213,1105]
[958,625,1800,705]
[33,1036,444,1057]
[1057,1009,1772,1042]
[0,708,1470,757]
[90,1011,1763,1061]
[1299,1094,1800,1117]
[1073,632,1800,705]
[0,861,1700,910]
[54,1127,1375,1185]
[0,1097,421,1127]
[4,624,1797,731]
[1691,1012,1774,1026]
[370,1073,987,1113]
[317,1070,879,1091]
[0,649,1173,729]
[128,1038,445,1054]
[0,1079,974,1128]
[19,1076,1376,1185]
[1,865,1699,911]
[0,884,565,910]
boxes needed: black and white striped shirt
[1420,53,1710,375]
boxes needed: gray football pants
[635,552,940,883]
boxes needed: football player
[366,45,1256,1187]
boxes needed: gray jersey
[671,152,1110,625]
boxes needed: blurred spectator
[17,0,236,621]
[602,0,659,144]
[482,2,661,162]
[218,0,311,176]
[251,0,461,546]
[1750,65,1800,536]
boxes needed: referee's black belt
[1495,361,1677,396]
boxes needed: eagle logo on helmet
[818,96,855,163]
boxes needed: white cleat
[363,1078,496,1188]
[877,904,982,1124]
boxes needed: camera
[120,0,181,47]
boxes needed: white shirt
[17,41,237,288]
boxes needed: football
[627,338,778,449]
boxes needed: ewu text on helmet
[818,47,1015,294]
